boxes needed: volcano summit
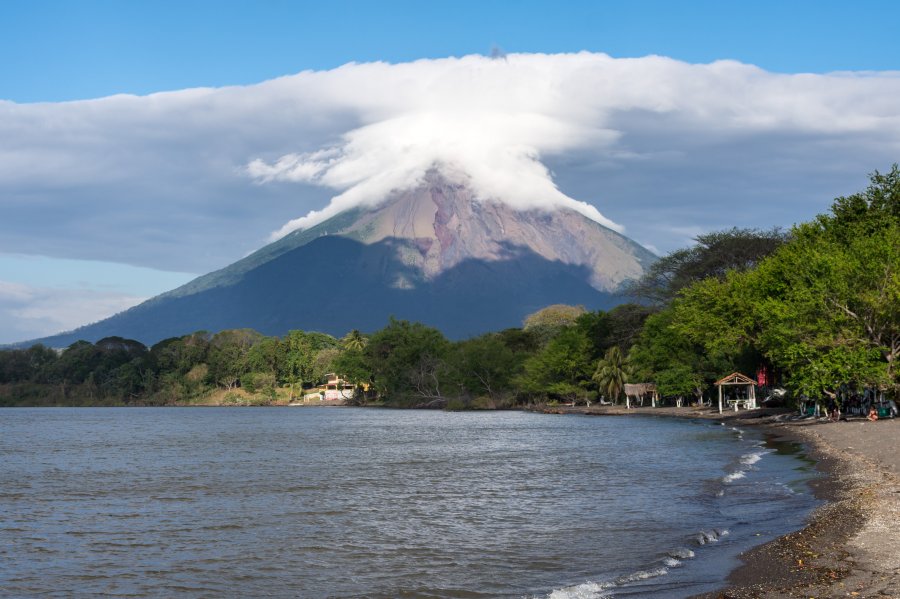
[32,172,656,346]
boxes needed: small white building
[322,373,355,401]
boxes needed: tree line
[1,167,897,407]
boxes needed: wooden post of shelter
[715,372,757,413]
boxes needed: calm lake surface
[1,408,818,598]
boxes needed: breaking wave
[740,451,766,465]
[541,541,701,598]
[721,447,771,484]
[695,528,729,545]
[722,471,746,483]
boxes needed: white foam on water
[542,540,706,598]
[545,581,614,599]
[722,471,746,483]
[740,449,771,465]
[695,529,727,545]
[615,567,669,585]
[668,547,695,559]
[740,453,762,465]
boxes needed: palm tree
[593,346,629,406]
[341,329,367,351]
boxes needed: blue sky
[3,0,899,103]
[1,1,899,344]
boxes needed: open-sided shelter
[715,372,757,413]
[624,383,659,408]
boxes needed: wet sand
[532,404,900,598]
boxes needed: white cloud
[0,281,34,302]
[0,280,145,345]
[241,54,900,240]
[1,52,899,278]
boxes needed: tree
[605,304,655,352]
[341,329,368,351]
[670,166,900,399]
[593,346,629,405]
[365,318,450,402]
[629,308,729,403]
[331,347,372,404]
[312,347,341,383]
[446,333,521,402]
[523,304,587,344]
[742,218,898,397]
[206,329,263,390]
[628,227,787,305]
[519,325,595,403]
[246,336,283,376]
[280,330,340,396]
[0,344,57,383]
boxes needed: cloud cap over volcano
[243,52,900,243]
[3,52,900,275]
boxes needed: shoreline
[532,405,900,598]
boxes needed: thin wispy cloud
[0,280,145,345]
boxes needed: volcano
[31,172,656,346]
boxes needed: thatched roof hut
[624,383,659,408]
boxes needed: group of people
[826,404,883,422]
[823,394,897,422]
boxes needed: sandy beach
[534,405,900,598]
[721,416,900,599]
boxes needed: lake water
[1,408,818,598]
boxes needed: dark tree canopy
[628,227,788,305]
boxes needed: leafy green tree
[246,336,283,376]
[519,325,594,403]
[207,329,263,389]
[331,347,373,404]
[744,219,897,396]
[148,332,211,400]
[313,347,341,383]
[671,166,899,399]
[446,333,522,402]
[523,304,587,344]
[605,304,656,352]
[572,310,613,361]
[628,227,787,305]
[0,344,58,383]
[365,318,450,401]
[150,332,210,376]
[629,308,729,402]
[279,330,340,397]
[50,341,101,394]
